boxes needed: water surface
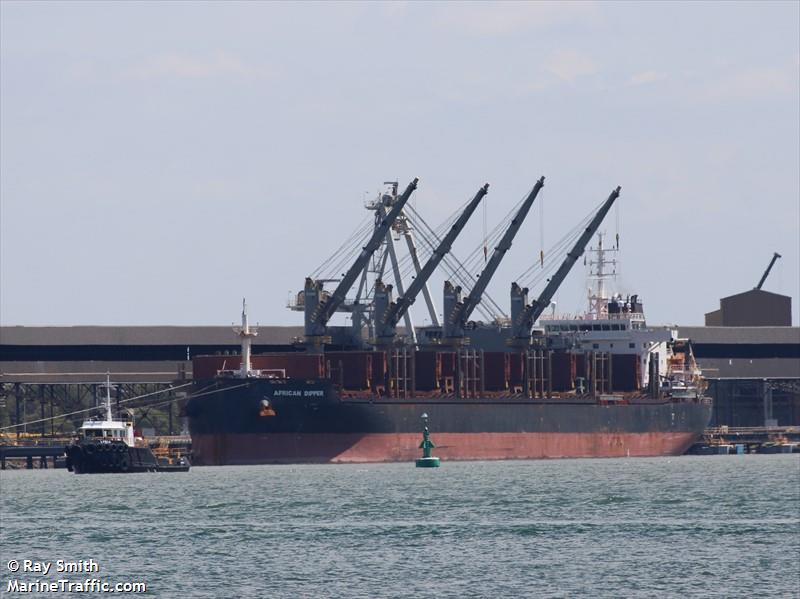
[2,456,798,598]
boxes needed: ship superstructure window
[629,343,635,348]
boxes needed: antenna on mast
[587,232,618,319]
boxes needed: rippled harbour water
[1,455,798,598]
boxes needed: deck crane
[509,186,621,345]
[755,252,781,290]
[443,177,546,343]
[304,178,419,342]
[373,183,490,344]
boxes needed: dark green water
[1,456,798,598]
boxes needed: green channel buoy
[415,412,440,468]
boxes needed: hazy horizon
[2,1,798,328]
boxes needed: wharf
[687,426,800,455]
[0,435,192,470]
[0,444,65,469]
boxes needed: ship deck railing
[705,425,800,436]
[336,389,701,404]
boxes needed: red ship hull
[192,431,700,465]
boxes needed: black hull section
[187,379,711,435]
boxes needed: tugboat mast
[104,372,113,422]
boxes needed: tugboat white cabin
[78,379,135,446]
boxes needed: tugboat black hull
[65,441,160,474]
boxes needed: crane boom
[306,178,418,338]
[511,185,621,342]
[374,183,490,342]
[756,252,781,290]
[444,177,545,340]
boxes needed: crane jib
[456,176,546,328]
[519,185,621,333]
[382,183,490,329]
[315,178,419,328]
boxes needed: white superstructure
[540,233,702,395]
[78,373,135,446]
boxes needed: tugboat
[65,375,189,474]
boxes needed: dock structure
[702,425,800,445]
[677,326,800,428]
[687,425,800,454]
[0,324,304,384]
[0,443,66,470]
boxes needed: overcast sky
[1,1,798,329]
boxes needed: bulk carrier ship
[186,178,711,464]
